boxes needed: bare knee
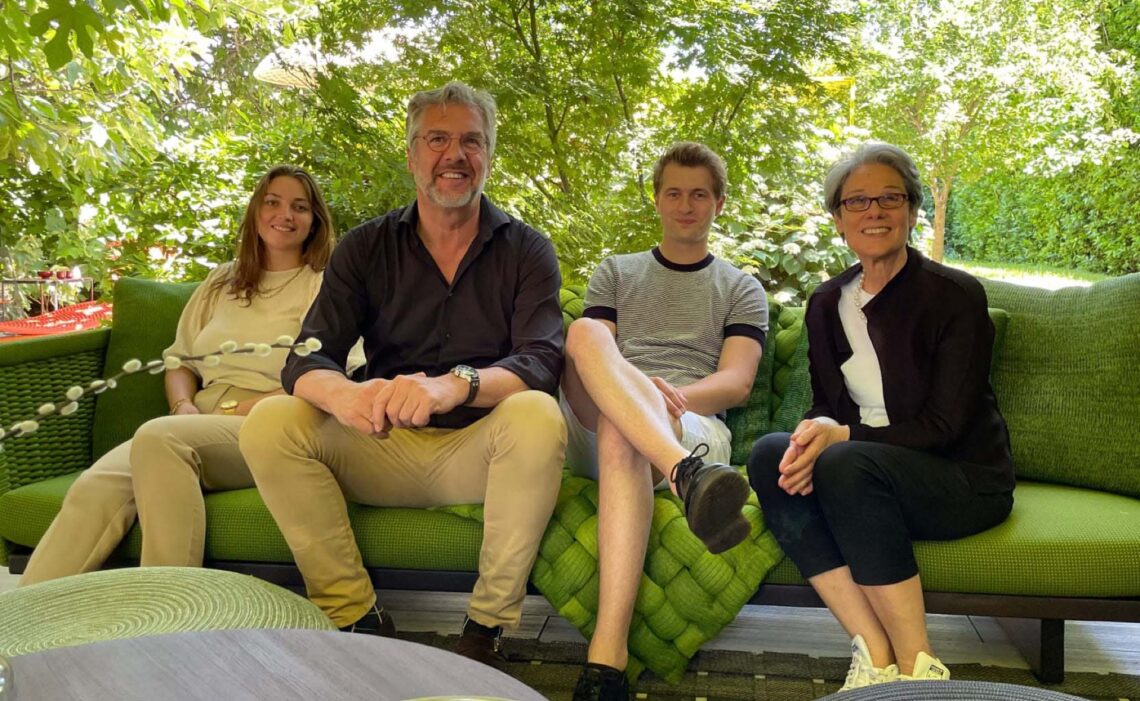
[565,317,614,362]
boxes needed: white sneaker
[900,650,951,681]
[840,635,901,691]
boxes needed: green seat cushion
[0,474,486,571]
[760,481,1140,598]
[531,475,784,684]
[981,274,1140,497]
[92,277,199,460]
[0,567,333,657]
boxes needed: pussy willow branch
[0,336,322,444]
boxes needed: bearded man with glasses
[239,81,566,668]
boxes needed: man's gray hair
[406,81,497,159]
[823,142,924,215]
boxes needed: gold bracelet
[169,398,190,415]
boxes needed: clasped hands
[778,419,850,496]
[332,372,467,437]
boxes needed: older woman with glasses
[746,142,1015,692]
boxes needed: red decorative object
[36,270,53,279]
[0,301,112,337]
[56,270,73,279]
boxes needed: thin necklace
[854,271,870,322]
[257,266,305,299]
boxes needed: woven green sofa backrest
[0,330,110,491]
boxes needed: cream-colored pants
[19,385,262,586]
[238,390,567,629]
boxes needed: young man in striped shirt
[563,142,768,700]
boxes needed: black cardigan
[804,248,1014,493]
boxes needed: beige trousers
[238,390,567,629]
[19,385,261,586]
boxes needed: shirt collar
[652,246,715,272]
[398,194,509,243]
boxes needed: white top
[830,276,890,428]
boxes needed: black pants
[746,433,1013,586]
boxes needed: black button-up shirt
[283,196,564,429]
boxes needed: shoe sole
[686,469,751,554]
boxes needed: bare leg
[564,318,689,489]
[587,414,656,670]
[809,567,895,667]
[861,574,931,674]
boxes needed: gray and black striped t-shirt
[582,248,768,389]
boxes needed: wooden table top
[7,629,545,700]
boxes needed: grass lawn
[945,257,1110,290]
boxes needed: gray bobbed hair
[824,142,924,215]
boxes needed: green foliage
[1,0,1136,315]
[948,156,1140,276]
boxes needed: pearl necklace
[853,271,870,322]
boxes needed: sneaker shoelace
[670,443,710,500]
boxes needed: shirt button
[445,333,451,340]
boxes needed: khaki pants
[20,385,261,586]
[238,390,567,629]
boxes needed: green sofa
[1,274,1138,684]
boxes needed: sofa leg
[995,616,1064,683]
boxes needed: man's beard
[416,170,485,209]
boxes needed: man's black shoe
[572,662,631,701]
[455,616,507,668]
[338,604,397,637]
[671,443,751,553]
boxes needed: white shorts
[559,393,733,491]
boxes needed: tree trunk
[930,176,952,262]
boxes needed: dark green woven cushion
[724,297,781,464]
[0,330,109,493]
[981,274,1140,497]
[91,278,199,460]
[531,474,784,684]
[761,481,1140,598]
[769,307,812,434]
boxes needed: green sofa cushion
[0,472,487,571]
[530,475,783,684]
[723,298,781,465]
[981,274,1140,498]
[762,481,1140,598]
[91,278,200,460]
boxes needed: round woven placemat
[0,567,334,657]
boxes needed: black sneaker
[670,443,751,554]
[572,662,631,701]
[338,604,397,637]
[455,616,507,668]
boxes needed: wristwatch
[219,400,239,416]
[450,364,480,406]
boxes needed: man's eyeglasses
[414,132,488,155]
[840,193,909,212]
